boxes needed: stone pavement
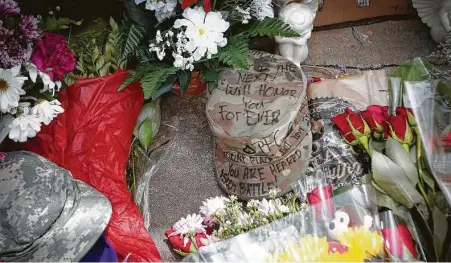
[143,19,437,261]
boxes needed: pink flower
[0,152,5,161]
[31,32,76,81]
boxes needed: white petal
[27,64,38,83]
[10,66,21,77]
[183,7,205,26]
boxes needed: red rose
[307,185,335,219]
[361,105,389,140]
[396,107,416,126]
[165,228,208,256]
[328,241,347,254]
[31,32,76,82]
[181,0,211,12]
[387,115,414,148]
[381,225,417,260]
[331,109,358,145]
[331,108,371,153]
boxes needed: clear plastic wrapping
[183,183,385,262]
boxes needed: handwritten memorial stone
[207,51,312,200]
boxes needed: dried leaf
[385,137,419,186]
[372,150,424,208]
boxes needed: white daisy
[199,196,228,217]
[8,108,42,142]
[174,6,230,61]
[31,99,64,125]
[0,66,27,114]
[168,214,205,247]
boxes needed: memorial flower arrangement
[165,191,302,256]
[0,0,79,142]
[331,104,447,261]
[119,0,300,99]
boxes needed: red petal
[203,0,211,12]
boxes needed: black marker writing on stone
[269,149,303,176]
[219,169,237,193]
[276,63,297,73]
[243,98,264,110]
[225,83,250,96]
[259,84,297,98]
[244,109,280,126]
[242,167,265,180]
[239,182,274,197]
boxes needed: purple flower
[19,15,39,41]
[0,0,20,17]
[0,27,31,68]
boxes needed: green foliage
[43,16,82,32]
[201,67,219,84]
[218,34,249,69]
[248,18,300,38]
[138,119,153,150]
[141,66,178,99]
[176,70,191,95]
[66,17,127,84]
[119,64,178,99]
[121,18,148,60]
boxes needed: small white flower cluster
[144,0,177,22]
[169,213,206,247]
[0,66,64,143]
[235,6,252,24]
[169,192,300,249]
[172,31,195,71]
[251,0,274,21]
[149,30,195,71]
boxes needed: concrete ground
[142,19,438,261]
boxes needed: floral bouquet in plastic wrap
[180,175,387,262]
[0,0,81,143]
[329,58,451,261]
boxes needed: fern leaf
[140,67,178,99]
[201,68,219,83]
[121,23,147,60]
[218,34,249,69]
[248,18,300,38]
[118,64,157,91]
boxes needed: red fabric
[26,70,162,262]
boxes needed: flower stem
[401,143,410,152]
[358,136,371,156]
[213,0,217,10]
[190,236,199,251]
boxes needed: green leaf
[177,70,192,96]
[151,75,177,100]
[371,150,424,208]
[141,67,178,99]
[385,137,419,186]
[133,100,161,138]
[121,23,147,60]
[218,34,249,69]
[138,119,153,150]
[421,169,436,190]
[44,17,83,32]
[172,248,191,257]
[118,64,153,91]
[248,18,300,38]
[433,205,448,258]
[201,67,219,84]
[95,57,105,71]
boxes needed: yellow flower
[268,235,330,262]
[336,226,383,260]
[267,227,384,263]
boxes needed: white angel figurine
[412,0,451,43]
[275,0,318,67]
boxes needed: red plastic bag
[26,70,162,262]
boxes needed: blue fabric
[81,234,118,262]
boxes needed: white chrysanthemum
[257,198,276,216]
[31,100,64,125]
[27,63,62,95]
[200,196,228,217]
[8,109,42,143]
[169,214,205,247]
[237,212,253,227]
[0,66,27,114]
[174,6,230,61]
[272,199,290,214]
[247,199,260,209]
